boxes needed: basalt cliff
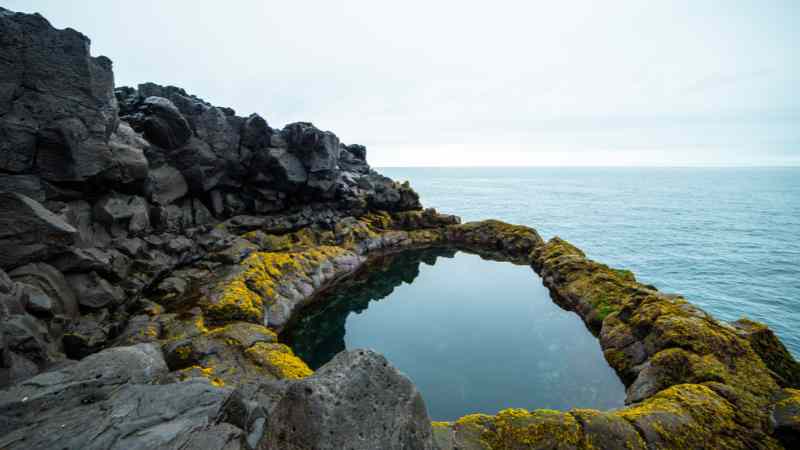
[1,8,800,450]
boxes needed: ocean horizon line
[375,164,800,169]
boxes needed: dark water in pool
[284,249,626,420]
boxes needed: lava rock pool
[283,248,626,420]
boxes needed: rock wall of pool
[283,248,626,420]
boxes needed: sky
[5,0,799,166]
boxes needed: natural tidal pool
[284,249,626,420]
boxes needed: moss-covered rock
[734,318,800,388]
[244,342,312,379]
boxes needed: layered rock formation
[2,6,800,450]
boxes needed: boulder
[60,200,113,248]
[139,96,192,149]
[195,106,241,160]
[63,312,111,359]
[166,137,227,192]
[144,164,189,205]
[282,122,340,173]
[241,113,273,152]
[100,122,150,185]
[251,148,308,192]
[9,262,79,319]
[0,7,118,179]
[262,349,435,450]
[93,192,151,234]
[66,271,125,309]
[0,193,77,270]
[0,312,61,387]
[733,318,800,388]
[0,175,46,202]
[0,344,241,450]
[772,388,800,447]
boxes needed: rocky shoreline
[1,7,799,449]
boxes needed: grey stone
[145,164,189,205]
[63,311,111,359]
[8,262,78,319]
[0,175,46,202]
[0,344,241,450]
[66,271,125,309]
[262,349,435,450]
[281,122,340,173]
[101,122,150,184]
[0,8,117,179]
[251,147,308,191]
[93,192,151,234]
[0,193,77,270]
[140,96,192,149]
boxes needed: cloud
[6,0,800,166]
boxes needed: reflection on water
[284,249,626,420]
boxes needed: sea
[380,167,800,358]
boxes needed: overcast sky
[6,0,799,166]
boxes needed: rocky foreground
[1,7,800,450]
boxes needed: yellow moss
[175,345,192,360]
[178,364,217,382]
[431,421,451,428]
[205,247,349,323]
[194,315,210,334]
[211,377,225,387]
[244,342,313,379]
[487,408,582,448]
[454,413,494,427]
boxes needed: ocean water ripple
[382,167,800,357]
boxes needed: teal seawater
[286,249,626,420]
[381,167,800,358]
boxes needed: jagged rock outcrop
[2,6,800,450]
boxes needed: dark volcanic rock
[282,122,340,173]
[139,96,193,150]
[93,192,151,234]
[9,262,79,319]
[263,349,435,450]
[0,193,77,270]
[144,164,189,205]
[0,343,242,450]
[0,7,118,180]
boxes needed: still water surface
[286,249,625,420]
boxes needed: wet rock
[0,193,77,270]
[262,349,435,450]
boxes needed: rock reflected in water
[284,249,626,420]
